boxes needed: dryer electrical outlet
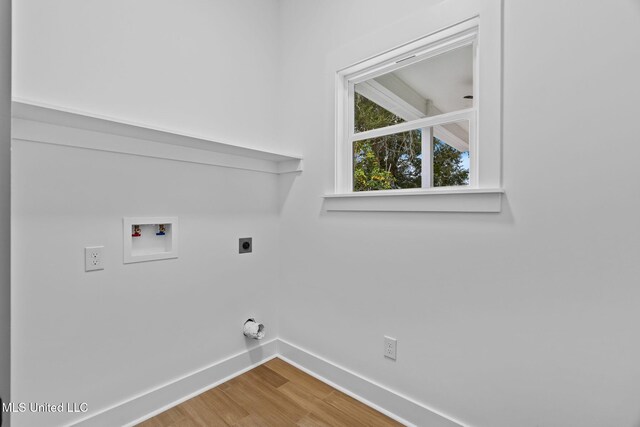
[239,237,252,254]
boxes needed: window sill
[323,188,504,212]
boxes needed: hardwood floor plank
[198,387,249,425]
[234,370,309,422]
[179,395,230,426]
[137,406,188,427]
[263,358,334,399]
[304,398,368,427]
[137,358,402,427]
[251,363,289,388]
[295,413,334,427]
[323,391,402,426]
[165,418,202,427]
[277,382,366,427]
[221,375,302,426]
[231,413,292,427]
[277,381,324,413]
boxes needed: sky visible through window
[461,151,470,171]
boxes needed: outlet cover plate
[384,336,397,360]
[85,246,104,272]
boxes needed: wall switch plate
[239,237,252,254]
[384,336,397,360]
[85,246,104,271]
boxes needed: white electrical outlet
[384,336,397,360]
[85,246,104,272]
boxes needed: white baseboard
[277,339,465,427]
[70,339,278,427]
[70,338,465,427]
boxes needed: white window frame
[328,10,503,213]
[342,22,478,193]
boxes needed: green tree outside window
[353,93,469,191]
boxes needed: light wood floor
[137,358,403,427]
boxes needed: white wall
[0,0,10,425]
[277,1,640,427]
[12,0,640,426]
[12,142,282,427]
[11,1,283,426]
[12,0,283,154]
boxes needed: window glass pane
[354,92,406,133]
[432,120,470,188]
[352,121,471,192]
[353,44,474,133]
[353,130,422,191]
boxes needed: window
[329,14,503,212]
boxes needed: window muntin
[344,28,478,192]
